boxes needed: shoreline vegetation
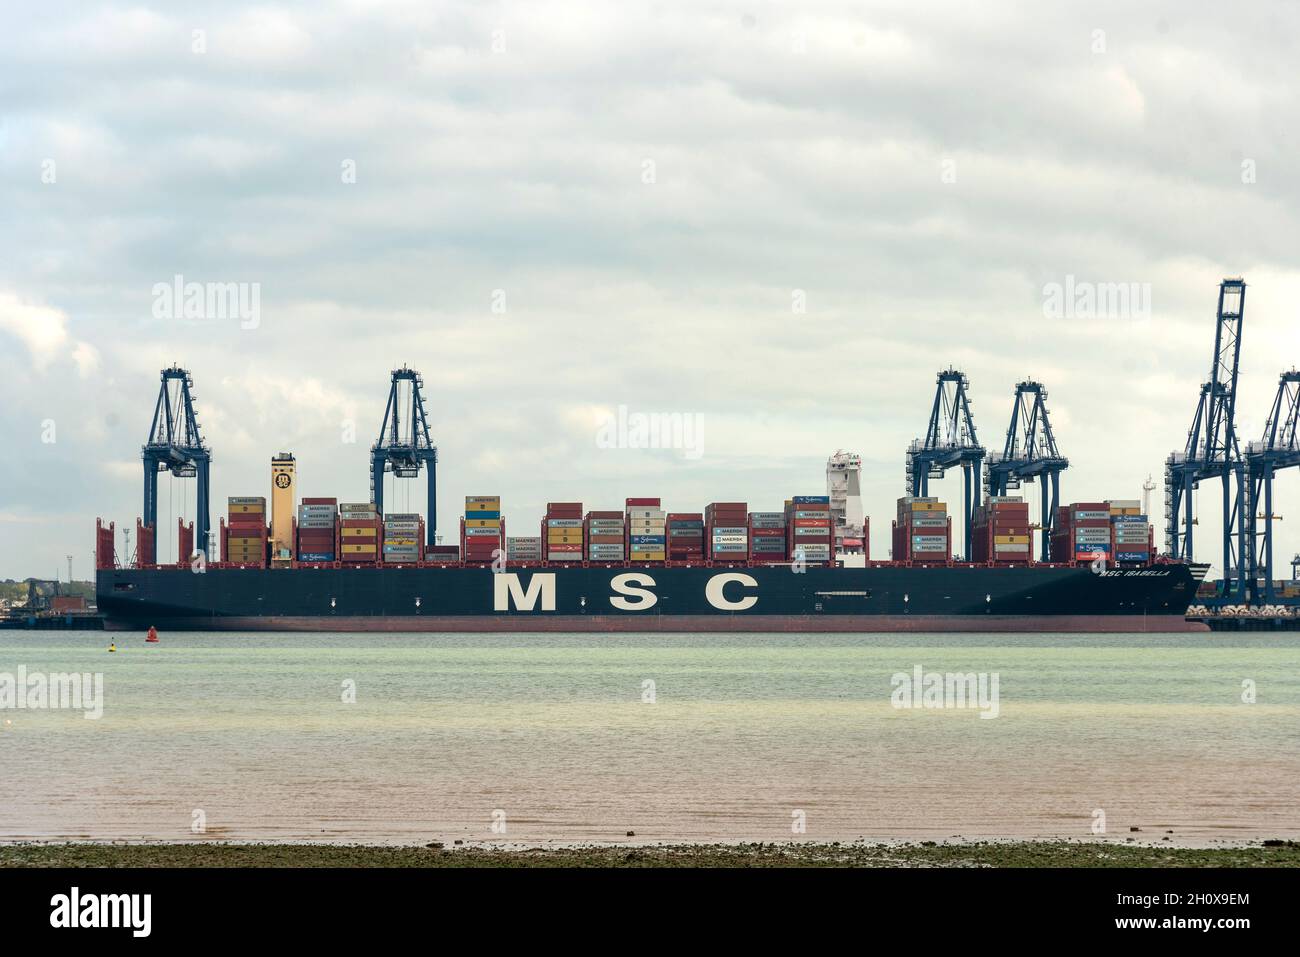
[2,840,1297,868]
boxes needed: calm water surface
[1,631,1297,845]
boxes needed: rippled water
[1,631,1297,845]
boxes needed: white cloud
[0,291,98,374]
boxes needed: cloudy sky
[2,0,1299,581]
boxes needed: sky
[2,0,1299,581]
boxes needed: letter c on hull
[706,572,758,611]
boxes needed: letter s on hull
[706,572,758,611]
[494,573,556,612]
[610,573,658,610]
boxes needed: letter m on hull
[493,573,557,612]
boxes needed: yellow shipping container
[229,504,265,515]
[465,518,501,528]
[342,544,377,554]
[547,533,583,543]
[631,552,666,561]
[994,535,1030,545]
[465,500,500,511]
[384,538,417,547]
[910,503,947,512]
[342,527,377,539]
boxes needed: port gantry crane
[1243,369,1300,602]
[1164,279,1247,600]
[906,368,986,558]
[371,366,438,548]
[985,380,1069,562]
[142,366,211,560]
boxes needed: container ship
[95,454,1207,632]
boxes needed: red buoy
[146,626,159,643]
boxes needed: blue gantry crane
[142,366,211,559]
[986,380,1069,561]
[371,366,438,547]
[1243,369,1300,602]
[906,368,986,556]
[1164,278,1247,599]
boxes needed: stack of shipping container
[506,535,542,562]
[892,496,950,562]
[544,502,583,562]
[787,496,833,563]
[463,496,503,564]
[339,502,380,564]
[225,497,268,566]
[748,511,786,562]
[382,512,423,564]
[666,512,704,561]
[970,496,1030,563]
[297,498,337,562]
[1050,502,1111,564]
[1107,499,1152,565]
[585,509,625,562]
[627,498,666,562]
[706,502,748,561]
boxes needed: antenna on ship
[1142,474,1156,521]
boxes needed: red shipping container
[625,498,661,507]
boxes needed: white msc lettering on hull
[493,573,556,611]
[610,573,658,610]
[706,572,758,611]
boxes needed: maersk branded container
[969,498,1028,564]
[626,500,666,561]
[506,536,543,561]
[543,502,583,561]
[784,496,831,563]
[667,512,704,561]
[460,496,504,563]
[894,496,951,562]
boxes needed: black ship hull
[96,562,1207,633]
